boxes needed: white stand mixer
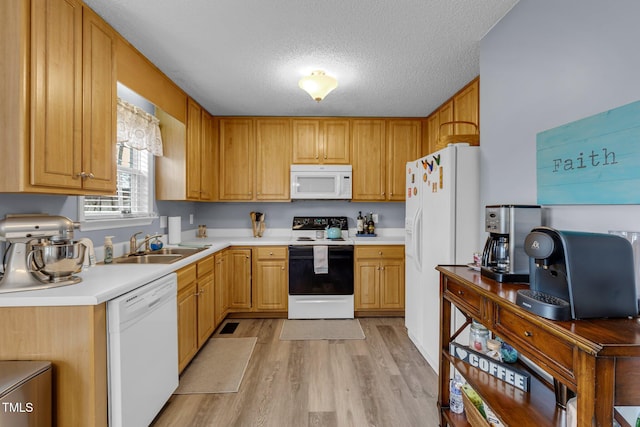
[0,214,87,293]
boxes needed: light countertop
[0,229,404,308]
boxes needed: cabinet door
[186,98,202,200]
[355,261,380,310]
[255,118,291,200]
[386,120,421,201]
[197,273,215,347]
[177,282,198,373]
[200,110,216,200]
[426,113,440,156]
[435,100,454,151]
[214,251,228,327]
[292,119,320,163]
[453,78,479,135]
[380,258,405,309]
[351,120,386,201]
[82,6,117,192]
[254,260,288,310]
[321,119,350,164]
[228,249,252,309]
[31,0,83,189]
[219,118,254,200]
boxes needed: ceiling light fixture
[298,70,338,102]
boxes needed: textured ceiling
[83,0,518,117]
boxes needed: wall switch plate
[372,213,379,223]
[189,214,194,225]
[160,216,168,228]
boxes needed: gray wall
[480,0,640,234]
[195,201,404,230]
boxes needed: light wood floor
[152,318,440,427]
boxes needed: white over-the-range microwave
[290,165,352,200]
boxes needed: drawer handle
[524,331,533,337]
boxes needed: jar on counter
[469,321,489,353]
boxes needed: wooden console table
[437,265,640,427]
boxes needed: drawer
[255,246,287,260]
[196,255,214,276]
[444,279,482,319]
[176,264,197,292]
[494,306,575,381]
[356,246,404,259]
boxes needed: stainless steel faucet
[129,232,162,255]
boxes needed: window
[79,96,161,230]
[79,143,156,230]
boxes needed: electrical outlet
[372,213,379,223]
[159,216,168,228]
[189,214,194,225]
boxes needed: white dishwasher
[107,273,178,427]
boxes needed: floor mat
[174,337,257,394]
[279,319,365,340]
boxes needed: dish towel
[313,246,329,274]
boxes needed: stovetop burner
[295,236,345,242]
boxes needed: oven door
[288,245,354,295]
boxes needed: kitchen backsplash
[0,194,404,247]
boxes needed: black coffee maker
[481,205,542,282]
[516,227,638,320]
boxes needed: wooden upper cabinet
[292,119,350,164]
[322,120,350,164]
[186,99,202,200]
[386,120,421,201]
[429,76,480,153]
[351,120,386,201]
[218,118,254,200]
[1,0,118,194]
[82,6,117,192]
[255,118,291,200]
[453,78,479,135]
[292,120,320,163]
[200,111,216,201]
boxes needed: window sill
[79,216,157,231]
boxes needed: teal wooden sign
[536,100,640,204]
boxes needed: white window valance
[116,98,163,156]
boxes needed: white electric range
[288,216,354,319]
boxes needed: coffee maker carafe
[480,205,542,282]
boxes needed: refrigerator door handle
[413,207,422,272]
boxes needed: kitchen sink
[113,254,184,264]
[149,247,206,256]
[109,246,207,264]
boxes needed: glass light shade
[298,70,338,102]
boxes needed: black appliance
[288,245,354,295]
[516,227,639,320]
[480,205,542,283]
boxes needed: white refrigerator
[405,143,480,372]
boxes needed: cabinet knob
[76,172,94,179]
[380,266,384,271]
[381,192,385,196]
[281,267,285,270]
[524,331,533,337]
[315,155,319,159]
[269,252,274,256]
[389,192,393,196]
[457,290,464,296]
[378,251,383,255]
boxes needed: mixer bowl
[29,241,86,280]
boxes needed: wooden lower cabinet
[0,304,108,427]
[214,250,230,325]
[176,255,216,373]
[355,245,405,311]
[227,248,252,310]
[253,246,288,311]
